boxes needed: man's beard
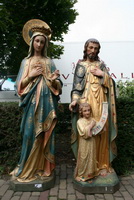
[87,53,97,61]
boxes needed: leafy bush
[0,99,134,175]
[117,80,134,98]
[0,102,22,174]
[112,98,134,174]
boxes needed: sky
[63,0,134,43]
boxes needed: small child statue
[75,102,99,182]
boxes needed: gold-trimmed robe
[10,57,62,182]
[75,117,98,181]
[71,60,117,175]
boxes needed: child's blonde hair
[79,102,92,117]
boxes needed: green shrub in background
[0,99,134,176]
[117,80,134,98]
[112,80,134,174]
[112,98,134,174]
[0,102,22,174]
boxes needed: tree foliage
[117,80,134,99]
[0,0,78,75]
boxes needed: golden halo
[22,19,52,45]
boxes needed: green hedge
[0,99,134,175]
[112,98,134,174]
[0,102,22,174]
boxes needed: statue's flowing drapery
[75,117,98,181]
[11,57,62,182]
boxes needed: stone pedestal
[10,172,55,192]
[73,171,120,194]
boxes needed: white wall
[54,41,134,103]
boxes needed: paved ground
[0,164,134,200]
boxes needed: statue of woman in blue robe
[10,19,62,182]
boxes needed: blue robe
[12,57,62,182]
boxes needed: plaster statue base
[10,172,55,192]
[73,171,120,194]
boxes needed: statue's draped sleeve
[71,63,86,102]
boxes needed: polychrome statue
[69,38,117,181]
[10,19,62,183]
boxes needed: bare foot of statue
[99,169,108,176]
[109,167,115,173]
[88,179,93,183]
[42,172,50,177]
[76,176,93,183]
[75,176,81,182]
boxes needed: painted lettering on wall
[61,64,134,80]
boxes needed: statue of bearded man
[69,38,117,181]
